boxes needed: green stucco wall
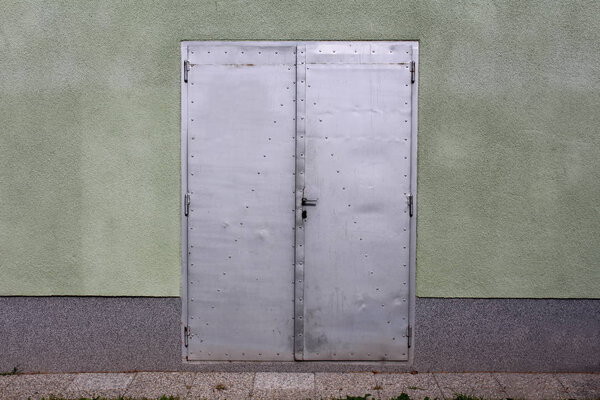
[1,0,599,297]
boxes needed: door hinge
[407,325,413,348]
[184,326,190,347]
[184,60,190,83]
[184,193,191,216]
[410,61,415,84]
[407,195,414,217]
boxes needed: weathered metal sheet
[300,42,414,360]
[293,45,307,360]
[185,44,297,361]
[182,41,417,363]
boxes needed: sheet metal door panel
[298,43,413,360]
[185,45,297,361]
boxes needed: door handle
[302,198,318,207]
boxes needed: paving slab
[555,373,600,400]
[125,372,196,399]
[434,373,508,399]
[378,373,443,400]
[64,372,134,398]
[315,372,379,399]
[186,372,254,400]
[0,373,76,400]
[253,372,315,399]
[0,372,598,400]
[494,373,569,400]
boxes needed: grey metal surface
[301,42,415,360]
[294,44,308,360]
[182,41,417,362]
[185,44,297,360]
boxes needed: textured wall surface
[1,297,598,372]
[0,1,599,296]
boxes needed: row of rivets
[293,45,307,360]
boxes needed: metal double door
[183,41,417,361]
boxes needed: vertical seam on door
[294,44,307,360]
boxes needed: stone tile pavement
[0,371,598,400]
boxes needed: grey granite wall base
[1,297,598,373]
[414,298,600,372]
[0,297,181,373]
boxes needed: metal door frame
[180,41,418,365]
